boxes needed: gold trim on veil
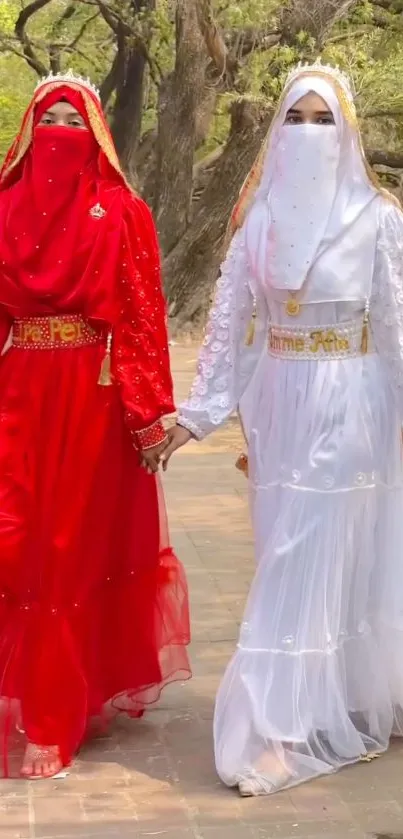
[225,72,399,253]
[229,70,400,477]
[1,82,132,191]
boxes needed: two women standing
[2,60,403,797]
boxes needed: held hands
[162,425,193,471]
[141,439,170,474]
[140,424,193,474]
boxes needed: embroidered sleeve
[177,230,268,440]
[372,200,403,419]
[113,196,174,449]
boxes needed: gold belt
[268,321,372,360]
[12,315,102,350]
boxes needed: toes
[33,759,44,778]
[48,759,62,778]
[35,758,60,779]
[21,746,62,779]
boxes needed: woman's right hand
[162,424,193,470]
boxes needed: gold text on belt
[19,318,85,345]
[269,328,350,354]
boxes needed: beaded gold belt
[268,321,372,360]
[12,315,102,350]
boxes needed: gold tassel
[360,300,370,355]
[245,305,257,347]
[360,322,368,355]
[98,331,113,386]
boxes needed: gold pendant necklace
[285,293,300,317]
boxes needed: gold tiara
[284,58,355,102]
[35,69,100,101]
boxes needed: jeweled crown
[35,69,100,101]
[284,58,355,102]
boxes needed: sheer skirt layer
[0,345,190,777]
[214,352,403,792]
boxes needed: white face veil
[243,74,378,293]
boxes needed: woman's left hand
[141,439,169,474]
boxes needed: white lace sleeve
[371,200,403,419]
[177,229,268,439]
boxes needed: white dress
[178,197,403,792]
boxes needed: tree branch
[368,149,403,167]
[15,0,53,75]
[0,40,40,67]
[99,37,126,105]
[326,25,373,44]
[196,0,236,84]
[226,28,281,60]
[67,11,101,52]
[49,3,77,73]
[87,0,132,36]
[362,109,403,118]
[369,0,400,8]
[280,0,360,47]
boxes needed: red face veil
[0,83,129,320]
[31,88,99,193]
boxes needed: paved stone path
[3,344,403,839]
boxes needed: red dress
[0,82,190,776]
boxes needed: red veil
[0,80,190,776]
[0,79,175,430]
[0,83,126,316]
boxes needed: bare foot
[20,743,62,780]
[238,752,292,797]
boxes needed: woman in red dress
[0,72,190,779]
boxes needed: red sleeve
[0,308,11,354]
[113,195,175,451]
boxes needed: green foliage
[1,0,403,164]
[214,0,279,30]
[0,0,114,160]
[0,0,18,35]
[0,56,36,160]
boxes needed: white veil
[243,75,377,294]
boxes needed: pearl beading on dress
[130,418,167,451]
[268,320,373,360]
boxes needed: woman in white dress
[163,62,403,795]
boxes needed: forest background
[0,0,402,330]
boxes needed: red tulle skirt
[0,341,190,777]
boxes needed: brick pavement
[2,344,403,839]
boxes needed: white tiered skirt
[214,350,403,793]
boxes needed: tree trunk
[140,81,218,206]
[368,149,403,167]
[280,0,359,46]
[153,0,206,254]
[164,100,273,330]
[110,46,147,182]
[109,0,155,182]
